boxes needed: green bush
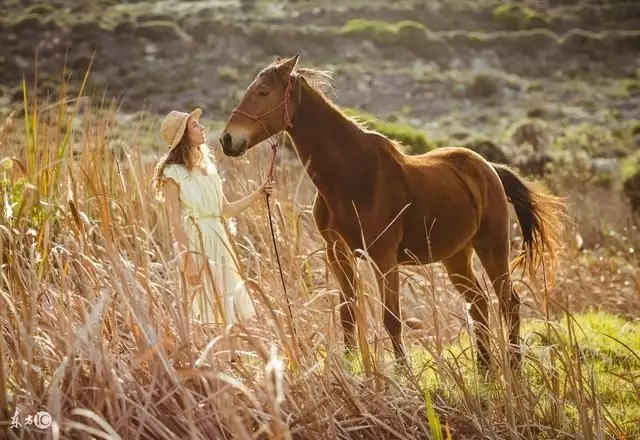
[459,135,511,164]
[343,108,435,155]
[340,19,427,42]
[493,4,549,30]
[340,19,451,60]
[0,167,46,230]
[507,118,550,152]
[552,123,631,159]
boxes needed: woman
[152,108,273,329]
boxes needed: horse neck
[286,82,370,195]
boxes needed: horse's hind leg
[376,262,410,371]
[475,242,521,371]
[443,247,491,372]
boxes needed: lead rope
[264,137,297,345]
[232,76,301,361]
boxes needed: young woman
[152,108,273,329]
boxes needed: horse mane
[291,66,410,155]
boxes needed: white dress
[163,161,257,327]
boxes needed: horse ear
[275,56,282,63]
[280,54,299,74]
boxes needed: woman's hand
[183,254,202,286]
[221,175,275,217]
[260,177,274,198]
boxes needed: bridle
[228,74,299,347]
[229,74,295,150]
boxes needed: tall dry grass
[1,69,639,439]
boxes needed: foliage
[343,107,436,155]
[340,18,427,43]
[552,123,631,159]
[458,135,510,164]
[507,118,551,152]
[493,3,550,30]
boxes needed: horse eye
[258,89,269,97]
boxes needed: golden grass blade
[70,408,123,440]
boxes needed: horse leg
[443,247,491,373]
[326,240,358,359]
[475,242,521,372]
[376,258,410,371]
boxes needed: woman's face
[186,115,206,147]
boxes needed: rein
[230,76,298,342]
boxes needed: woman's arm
[163,179,191,263]
[221,182,267,218]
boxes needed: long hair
[151,131,212,200]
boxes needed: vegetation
[507,118,550,152]
[340,18,427,42]
[493,4,550,30]
[458,135,510,164]
[344,107,435,155]
[552,123,631,159]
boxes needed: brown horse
[219,54,568,373]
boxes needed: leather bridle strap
[230,74,295,150]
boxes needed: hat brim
[169,108,203,150]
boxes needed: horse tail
[492,163,569,284]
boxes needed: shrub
[343,108,435,155]
[340,19,427,43]
[493,4,550,30]
[24,3,57,16]
[465,73,502,99]
[340,19,452,60]
[514,152,555,177]
[459,135,510,164]
[507,118,550,152]
[553,123,631,159]
[217,66,240,83]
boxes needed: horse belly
[398,211,478,264]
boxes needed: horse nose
[219,133,231,150]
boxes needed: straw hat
[160,108,203,150]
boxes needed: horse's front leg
[326,239,358,358]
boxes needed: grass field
[1,0,640,438]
